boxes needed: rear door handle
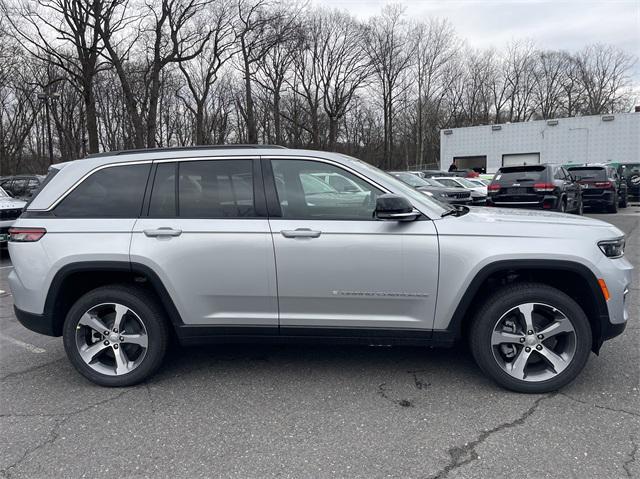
[143,227,182,238]
[280,228,322,238]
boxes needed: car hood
[0,197,26,209]
[463,206,611,227]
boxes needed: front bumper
[14,306,58,336]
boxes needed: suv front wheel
[470,283,592,393]
[63,285,169,387]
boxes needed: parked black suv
[618,163,640,200]
[0,175,45,200]
[567,165,626,213]
[487,164,582,213]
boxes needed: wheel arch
[44,261,183,336]
[448,259,610,353]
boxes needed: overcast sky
[311,0,640,59]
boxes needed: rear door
[264,157,439,335]
[130,157,278,330]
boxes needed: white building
[439,112,640,173]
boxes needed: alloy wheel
[491,302,577,382]
[75,303,149,376]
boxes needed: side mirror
[374,194,420,221]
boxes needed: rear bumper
[14,306,58,337]
[487,195,557,209]
[582,191,614,206]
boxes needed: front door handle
[281,228,322,238]
[144,227,182,238]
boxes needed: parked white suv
[8,147,632,392]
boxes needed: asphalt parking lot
[1,209,638,479]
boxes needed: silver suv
[8,147,632,392]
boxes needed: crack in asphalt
[560,392,640,419]
[377,383,413,408]
[427,394,553,479]
[624,437,638,478]
[0,357,66,382]
[0,390,133,478]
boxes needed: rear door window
[177,160,256,218]
[55,164,151,217]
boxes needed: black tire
[572,197,583,215]
[557,197,566,213]
[469,282,592,393]
[620,193,628,208]
[607,196,618,213]
[63,284,169,387]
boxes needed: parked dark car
[423,169,479,179]
[487,164,582,214]
[388,171,472,205]
[618,163,640,200]
[0,175,45,201]
[567,165,626,212]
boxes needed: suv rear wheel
[607,194,618,213]
[62,285,169,387]
[469,283,592,393]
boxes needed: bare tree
[97,0,213,148]
[178,0,236,144]
[365,5,414,168]
[574,44,635,115]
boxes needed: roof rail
[87,144,287,158]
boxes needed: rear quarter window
[54,163,151,218]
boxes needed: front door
[130,158,278,329]
[264,158,439,334]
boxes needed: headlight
[598,238,625,258]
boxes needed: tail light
[594,181,613,189]
[533,183,555,192]
[487,183,501,192]
[8,227,46,242]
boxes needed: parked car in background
[567,165,626,212]
[0,175,45,201]
[433,176,488,204]
[467,178,490,188]
[487,164,582,214]
[618,163,640,200]
[0,186,26,244]
[423,169,479,179]
[388,171,472,205]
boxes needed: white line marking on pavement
[0,333,46,353]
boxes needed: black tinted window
[568,167,607,181]
[496,166,545,183]
[55,164,151,217]
[149,163,176,217]
[178,160,255,218]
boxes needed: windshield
[391,172,429,187]
[567,167,607,181]
[437,178,464,188]
[457,178,479,188]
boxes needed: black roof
[87,144,287,158]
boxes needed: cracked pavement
[1,211,638,478]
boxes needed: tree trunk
[328,115,338,151]
[273,90,281,145]
[243,54,257,143]
[84,85,99,154]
